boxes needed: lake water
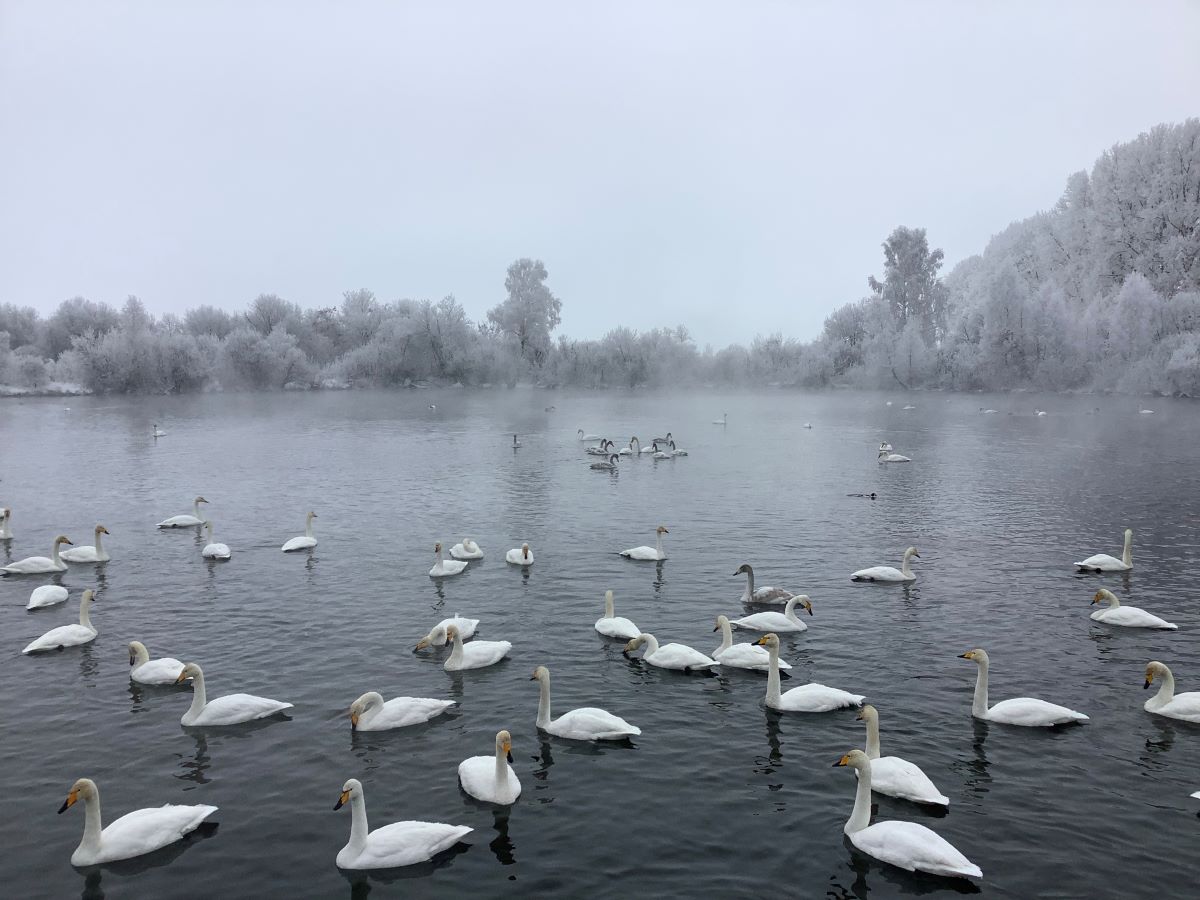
[1,388,1198,899]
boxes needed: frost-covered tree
[487,258,562,367]
[868,226,948,343]
[40,297,119,359]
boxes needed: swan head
[445,624,460,642]
[128,640,149,666]
[176,662,203,684]
[55,534,73,546]
[833,749,870,771]
[496,729,513,762]
[904,547,920,559]
[733,563,753,577]
[1092,589,1119,606]
[307,511,317,520]
[529,664,550,683]
[95,524,109,535]
[434,541,443,553]
[856,704,878,724]
[656,525,669,535]
[415,625,447,651]
[713,614,730,632]
[622,635,648,656]
[81,589,95,605]
[577,429,584,437]
[521,543,530,559]
[195,496,208,505]
[58,778,98,814]
[349,692,383,729]
[958,648,989,666]
[752,633,781,651]
[335,778,363,810]
[1145,661,1170,689]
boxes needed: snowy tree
[487,258,562,367]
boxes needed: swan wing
[455,641,511,669]
[985,697,1088,726]
[81,804,218,865]
[449,544,483,560]
[1096,606,1176,629]
[27,586,68,609]
[851,821,980,879]
[192,693,293,725]
[714,643,792,670]
[457,756,521,804]
[648,643,717,670]
[23,624,96,653]
[730,612,803,632]
[202,543,231,559]
[777,682,864,712]
[749,586,794,604]
[346,821,473,869]
[3,555,59,574]
[132,657,186,685]
[60,547,102,562]
[367,697,455,729]
[868,756,949,806]
[281,536,317,552]
[850,566,906,581]
[595,616,641,640]
[158,515,204,528]
[1074,553,1126,570]
[1150,692,1200,722]
[550,706,641,739]
[619,545,661,560]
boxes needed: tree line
[2,119,1198,396]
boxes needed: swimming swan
[958,649,1088,726]
[60,525,111,563]
[415,615,481,648]
[753,634,863,711]
[586,439,616,456]
[23,589,97,653]
[620,525,668,560]
[450,538,483,560]
[531,665,641,740]
[442,624,511,671]
[349,691,454,731]
[201,522,231,560]
[174,662,293,726]
[58,778,217,867]
[2,534,72,575]
[459,730,522,804]
[851,547,919,582]
[623,633,717,673]
[878,450,912,463]
[856,705,949,806]
[733,563,797,605]
[429,542,468,577]
[281,511,318,552]
[730,595,812,633]
[618,436,641,456]
[27,584,69,609]
[578,429,601,441]
[589,453,619,471]
[158,497,208,528]
[1143,661,1200,723]
[833,751,980,879]
[506,543,534,566]
[0,506,12,540]
[713,615,792,671]
[152,424,167,437]
[1075,528,1133,572]
[128,641,186,685]
[595,590,641,640]
[1090,589,1176,629]
[334,778,471,870]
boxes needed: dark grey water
[1,389,1198,899]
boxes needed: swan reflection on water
[74,823,220,900]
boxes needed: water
[1,389,1197,899]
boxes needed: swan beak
[414,639,429,651]
[58,791,78,814]
[804,604,813,616]
[350,713,359,729]
[63,538,73,545]
[752,636,767,646]
[712,624,719,632]
[832,755,851,767]
[334,790,350,811]
[958,652,973,660]
[129,656,135,667]
[174,670,189,684]
[1144,678,1153,689]
[913,551,921,558]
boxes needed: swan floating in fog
[1035,409,1047,416]
[201,522,231,560]
[668,440,688,456]
[753,634,863,711]
[731,595,812,632]
[174,662,292,725]
[27,584,68,609]
[595,590,641,640]
[980,408,998,414]
[349,691,454,731]
[128,641,186,685]
[851,547,919,582]
[60,525,111,563]
[58,778,216,866]
[1139,408,1154,414]
[879,442,893,452]
[958,648,1087,726]
[1075,528,1133,572]
[585,439,615,456]
[713,615,791,670]
[878,449,912,463]
[512,434,522,448]
[578,429,601,441]
[713,413,727,425]
[733,563,797,605]
[459,730,521,804]
[856,705,948,806]
[902,404,916,410]
[652,431,673,445]
[623,633,717,673]
[506,543,534,566]
[2,534,72,575]
[281,511,318,552]
[590,453,619,471]
[620,525,668,560]
[651,443,673,460]
[618,436,641,456]
[334,778,471,870]
[450,538,483,560]
[532,664,641,740]
[1090,589,1176,629]
[152,423,167,437]
[442,624,510,671]
[23,589,97,653]
[429,542,468,577]
[1143,661,1200,723]
[158,496,208,528]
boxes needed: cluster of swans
[428,539,534,576]
[579,432,688,468]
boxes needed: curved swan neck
[604,591,615,618]
[846,761,872,834]
[1122,531,1133,567]
[536,675,551,727]
[743,568,755,597]
[864,717,881,759]
[1103,591,1120,608]
[641,634,660,656]
[1153,669,1175,704]
[765,642,782,705]
[972,660,989,717]
[347,793,369,855]
[79,787,103,854]
[900,550,914,578]
[717,620,733,653]
[131,643,149,666]
[187,669,207,718]
[447,630,464,667]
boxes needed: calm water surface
[1,389,1198,900]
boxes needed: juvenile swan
[733,563,797,605]
[334,778,471,870]
[531,664,641,740]
[958,649,1088,726]
[1075,528,1133,572]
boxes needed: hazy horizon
[2,0,1197,346]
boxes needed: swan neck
[717,621,733,653]
[972,661,989,716]
[305,517,314,539]
[80,789,103,855]
[1122,532,1133,567]
[766,643,782,705]
[1153,670,1175,705]
[188,670,207,718]
[655,532,663,557]
[864,718,881,759]
[743,568,755,599]
[604,592,615,619]
[901,551,913,578]
[847,763,872,834]
[52,541,62,565]
[447,630,464,667]
[537,676,551,728]
[193,500,203,520]
[94,531,104,554]
[642,635,660,656]
[495,744,508,787]
[78,596,92,628]
[347,793,369,855]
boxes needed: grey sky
[1,1,1197,347]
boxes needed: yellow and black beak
[414,639,429,652]
[753,636,767,646]
[504,742,513,763]
[1144,675,1154,690]
[712,624,719,632]
[334,790,350,811]
[832,754,851,768]
[174,670,189,684]
[58,790,78,814]
[350,712,359,730]
[957,652,972,660]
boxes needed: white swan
[578,429,601,441]
[802,422,812,429]
[128,641,186,685]
[27,584,68,609]
[60,525,111,563]
[450,538,484,560]
[281,511,317,552]
[958,649,1088,726]
[1035,409,1047,416]
[157,496,208,528]
[713,413,727,425]
[730,595,812,633]
[415,615,481,648]
[851,547,919,582]
[902,404,916,410]
[201,522,231,559]
[1143,661,1200,723]
[620,525,668,560]
[152,423,167,437]
[0,506,12,539]
[618,436,641,456]
[1139,408,1154,414]
[856,705,948,806]
[878,450,912,463]
[651,442,673,460]
[1075,528,1133,572]
[429,542,468,577]
[623,633,717,672]
[980,408,998,414]
[505,543,534,566]
[512,434,522,449]
[713,615,792,670]
[834,750,981,879]
[669,440,688,457]
[733,563,797,606]
[2,534,72,575]
[442,624,510,671]
[58,778,216,867]
[637,438,657,455]
[174,662,292,725]
[23,589,97,653]
[1090,589,1176,629]
[585,439,616,456]
[531,665,640,740]
[595,590,640,640]
[589,453,619,471]
[349,691,454,731]
[753,634,863,711]
[335,778,471,870]
[459,730,521,804]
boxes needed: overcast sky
[1,1,1197,346]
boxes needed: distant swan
[652,431,673,445]
[1090,589,1176,629]
[620,525,668,560]
[58,778,216,867]
[459,730,521,804]
[429,542,468,577]
[532,665,641,739]
[851,547,919,582]
[618,436,641,456]
[1075,528,1133,572]
[623,633,717,673]
[878,442,893,452]
[713,413,727,425]
[958,649,1087,726]
[856,705,948,806]
[442,624,510,671]
[1139,408,1154,414]
[585,439,616,456]
[1035,409,1047,416]
[506,543,534,566]
[651,443,673,460]
[334,778,471,870]
[0,506,12,540]
[128,641,186,685]
[152,423,167,437]
[980,408,998,414]
[733,563,796,605]
[174,662,292,726]
[281,511,317,552]
[512,434,522,448]
[60,525,111,563]
[753,634,863,711]
[349,691,454,731]
[2,534,72,575]
[450,538,483,560]
[595,590,640,640]
[27,584,68,609]
[730,595,812,632]
[902,405,916,410]
[713,615,792,671]
[201,522,231,559]
[578,429,602,441]
[23,589,97,653]
[878,450,912,463]
[157,496,208,528]
[589,453,619,471]
[1143,661,1200,723]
